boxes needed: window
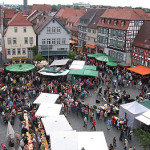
[29,37,33,44]
[121,20,125,26]
[42,39,46,45]
[62,38,66,44]
[47,39,51,45]
[88,29,91,33]
[22,48,26,55]
[12,49,16,55]
[17,48,21,55]
[24,37,28,44]
[52,38,55,45]
[102,18,105,24]
[14,27,17,32]
[93,30,96,34]
[7,49,11,55]
[23,27,26,32]
[7,38,11,45]
[114,20,118,25]
[108,19,111,24]
[57,38,60,44]
[52,27,55,33]
[57,27,60,33]
[47,27,51,33]
[13,38,17,44]
[52,19,55,23]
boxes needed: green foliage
[34,54,45,61]
[31,46,38,56]
[51,4,72,12]
[135,128,150,150]
[74,6,80,9]
[68,51,75,60]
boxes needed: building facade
[97,8,150,65]
[132,21,150,67]
[35,16,70,57]
[4,13,36,61]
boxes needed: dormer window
[107,19,111,24]
[52,19,55,23]
[14,27,17,32]
[114,20,118,25]
[121,20,125,26]
[102,18,105,24]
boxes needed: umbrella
[87,53,106,58]
[106,62,118,67]
[96,56,116,62]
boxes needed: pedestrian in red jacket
[91,119,96,131]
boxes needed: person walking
[9,139,15,150]
[124,138,128,150]
[107,119,112,130]
[91,119,96,131]
[104,111,107,122]
[109,144,114,150]
[113,137,116,147]
[83,116,87,127]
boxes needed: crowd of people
[0,53,149,150]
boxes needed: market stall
[41,115,73,136]
[69,60,85,69]
[50,131,78,150]
[119,101,149,128]
[77,132,108,150]
[50,59,69,66]
[33,93,59,105]
[35,103,62,117]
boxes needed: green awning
[139,99,150,109]
[4,59,9,63]
[106,62,118,67]
[96,56,116,62]
[6,63,35,72]
[83,70,98,77]
[83,65,96,71]
[87,53,106,58]
[69,69,84,76]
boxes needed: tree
[31,46,38,57]
[135,128,150,150]
[34,54,45,61]
[68,51,75,60]
[74,6,80,9]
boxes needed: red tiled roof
[66,16,80,27]
[31,4,51,13]
[55,8,86,19]
[133,21,150,49]
[100,8,150,20]
[8,12,32,26]
[97,18,130,30]
[3,9,18,19]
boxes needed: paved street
[0,82,144,150]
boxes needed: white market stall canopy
[38,67,70,76]
[77,132,108,150]
[135,110,150,125]
[33,93,59,104]
[50,59,69,66]
[50,131,78,150]
[41,115,73,135]
[35,103,62,117]
[69,60,85,69]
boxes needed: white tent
[50,59,69,66]
[69,60,85,69]
[33,93,59,104]
[35,103,62,117]
[41,115,73,135]
[50,131,78,150]
[135,110,150,126]
[119,101,149,128]
[77,132,108,150]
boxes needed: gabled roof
[87,9,106,29]
[80,9,97,20]
[31,4,51,13]
[8,12,32,26]
[34,16,70,34]
[100,8,150,20]
[55,8,86,19]
[3,9,18,19]
[66,16,80,27]
[133,21,150,49]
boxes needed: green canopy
[4,59,9,63]
[69,69,98,77]
[106,62,118,67]
[96,56,116,62]
[6,63,35,72]
[87,53,106,58]
[139,99,150,109]
[83,65,96,71]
